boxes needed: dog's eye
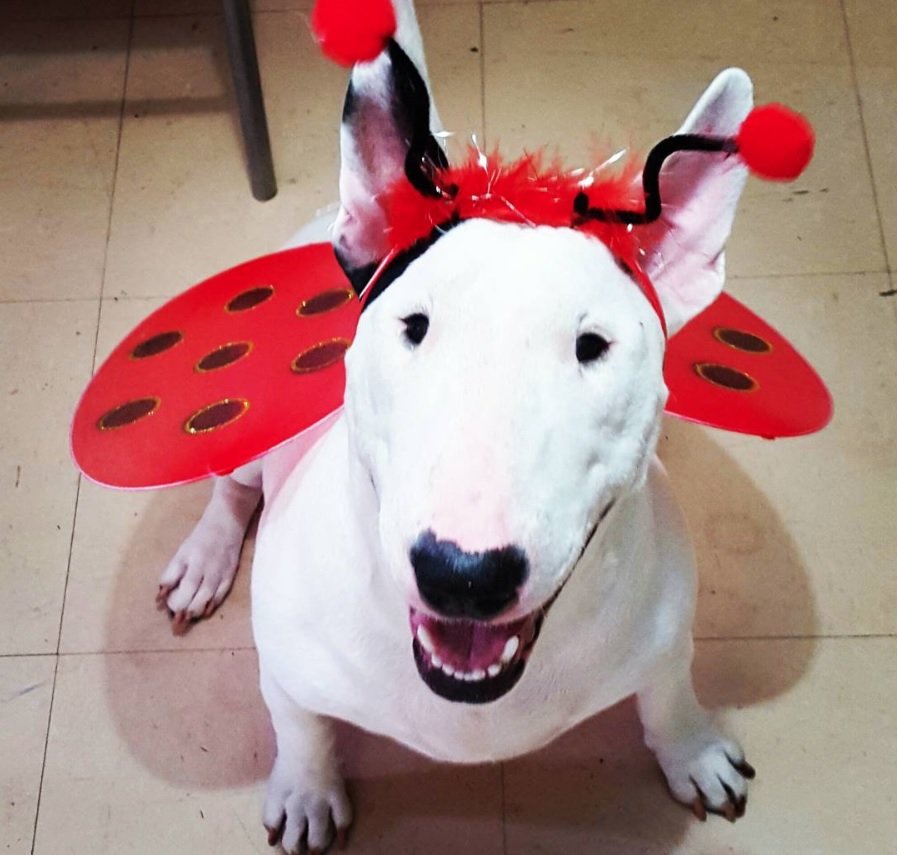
[402,313,430,347]
[576,332,610,365]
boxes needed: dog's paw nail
[202,600,217,619]
[265,824,282,847]
[336,827,349,848]
[722,802,737,823]
[690,797,707,822]
[171,612,191,636]
[728,755,756,779]
[735,795,747,819]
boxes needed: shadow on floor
[101,416,817,850]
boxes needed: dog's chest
[255,568,644,763]
[253,422,685,763]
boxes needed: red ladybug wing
[663,292,832,438]
[71,244,360,489]
[72,244,834,489]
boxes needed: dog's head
[332,37,752,703]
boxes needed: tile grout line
[0,296,109,305]
[27,655,60,855]
[838,0,893,274]
[96,5,137,311]
[3,635,897,663]
[695,632,897,642]
[2,267,890,310]
[28,7,137,854]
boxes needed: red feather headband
[379,148,665,328]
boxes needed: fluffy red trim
[736,104,814,181]
[381,149,667,331]
[311,0,396,67]
[383,149,645,266]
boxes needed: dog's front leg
[637,646,755,822]
[261,670,352,853]
[158,462,262,633]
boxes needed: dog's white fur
[160,2,757,848]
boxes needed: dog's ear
[639,69,753,336]
[332,12,445,291]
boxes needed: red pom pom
[736,104,815,181]
[311,0,397,67]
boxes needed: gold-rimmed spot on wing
[98,397,160,430]
[184,398,250,434]
[694,363,758,392]
[713,327,773,354]
[130,331,183,359]
[291,338,351,374]
[195,341,254,373]
[225,285,275,312]
[297,288,355,317]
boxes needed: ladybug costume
[71,0,831,489]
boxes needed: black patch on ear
[385,41,449,196]
[335,252,380,297]
[335,41,453,301]
[339,41,446,199]
[341,80,357,122]
[358,216,460,311]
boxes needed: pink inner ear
[636,152,748,336]
[636,70,754,336]
[333,201,389,270]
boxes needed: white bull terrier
[158,1,757,849]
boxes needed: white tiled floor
[1,1,895,853]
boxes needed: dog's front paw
[157,521,243,634]
[656,732,755,823]
[264,764,353,854]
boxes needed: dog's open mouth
[409,608,544,704]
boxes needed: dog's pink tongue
[413,610,530,671]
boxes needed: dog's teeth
[500,636,520,664]
[462,672,476,681]
[416,625,436,654]
[431,653,443,669]
[487,663,501,678]
[441,663,455,677]
[470,669,486,681]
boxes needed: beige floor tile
[0,656,56,855]
[844,0,897,270]
[0,301,98,655]
[659,273,897,638]
[852,67,897,269]
[34,651,503,853]
[483,0,884,278]
[0,19,129,301]
[62,297,254,653]
[103,5,482,300]
[843,0,897,66]
[33,650,272,854]
[503,637,897,855]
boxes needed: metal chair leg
[221,0,277,201]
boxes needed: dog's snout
[410,530,529,620]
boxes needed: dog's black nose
[410,530,529,620]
